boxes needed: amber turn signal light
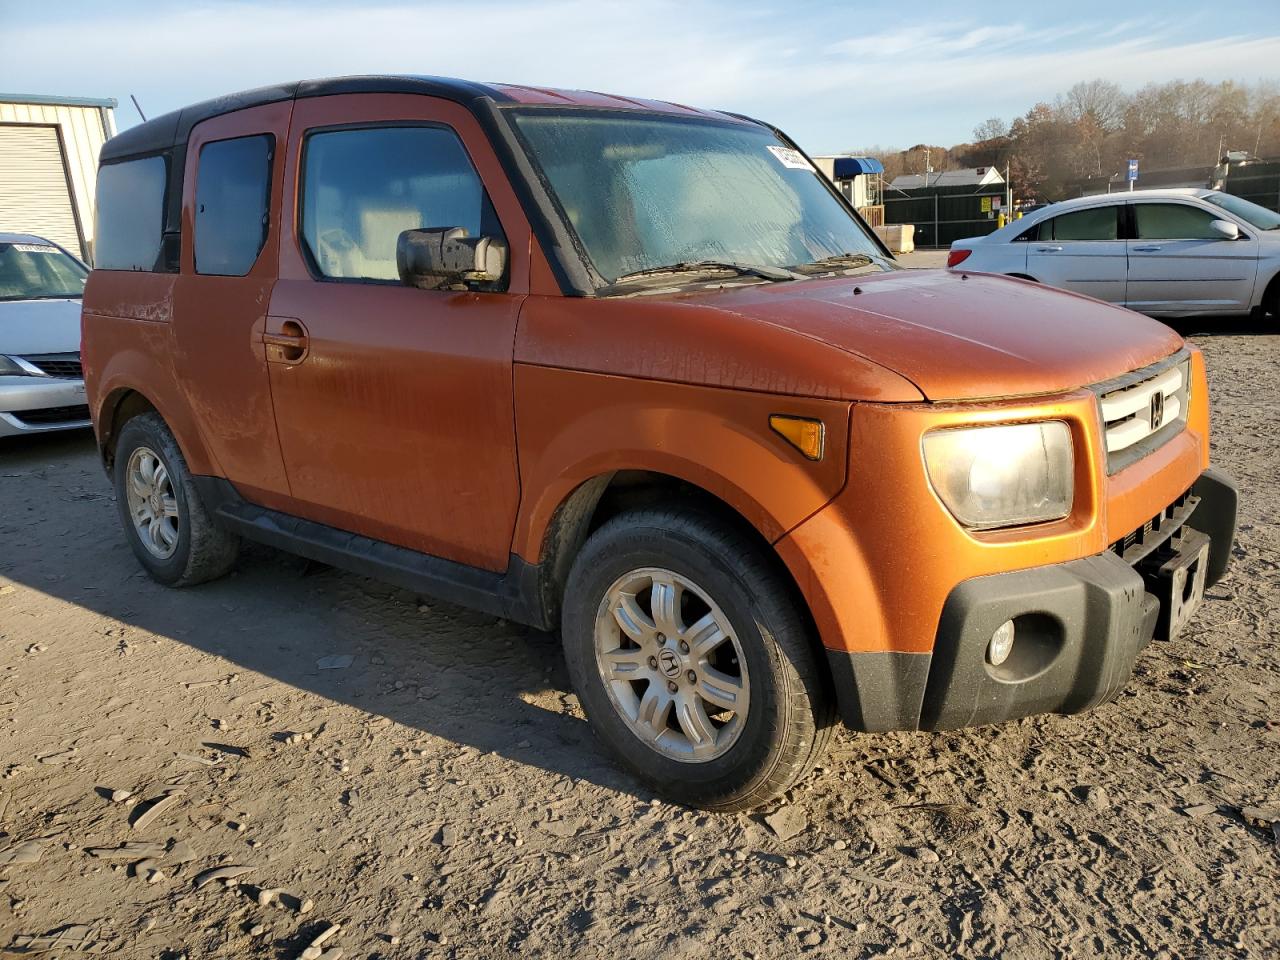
[769,415,824,461]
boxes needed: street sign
[981,196,992,213]
[1127,159,1139,182]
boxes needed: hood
[0,298,83,356]
[689,270,1183,401]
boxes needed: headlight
[923,421,1074,530]
[0,356,31,377]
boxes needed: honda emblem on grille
[1150,391,1165,431]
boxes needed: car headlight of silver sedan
[923,421,1074,530]
[0,356,32,377]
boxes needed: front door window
[299,125,504,284]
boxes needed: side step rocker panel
[191,477,550,629]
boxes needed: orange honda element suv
[83,77,1237,810]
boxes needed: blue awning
[832,157,884,179]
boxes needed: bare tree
[1062,80,1125,131]
[854,79,1280,202]
[973,117,1008,142]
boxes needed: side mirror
[1209,219,1241,241]
[396,227,507,290]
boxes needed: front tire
[1264,277,1280,319]
[561,508,833,810]
[113,413,238,586]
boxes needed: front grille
[1110,489,1197,566]
[20,352,83,379]
[10,404,91,426]
[1094,350,1191,474]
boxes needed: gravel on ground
[0,317,1276,958]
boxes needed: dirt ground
[1,318,1278,959]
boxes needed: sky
[2,0,1279,153]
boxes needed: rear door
[1024,204,1126,302]
[265,94,532,572]
[171,102,293,507]
[1124,201,1259,315]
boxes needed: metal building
[0,93,118,262]
[884,167,1008,248]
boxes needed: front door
[1125,201,1259,315]
[1024,203,1126,303]
[266,94,532,572]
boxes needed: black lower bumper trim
[1190,465,1237,587]
[827,466,1238,733]
[825,650,931,733]
[922,551,1159,730]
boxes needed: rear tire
[561,507,833,811]
[113,413,239,587]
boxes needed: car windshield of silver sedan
[509,109,893,293]
[0,242,88,302]
[1203,192,1280,230]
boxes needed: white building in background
[889,166,1005,192]
[0,93,118,262]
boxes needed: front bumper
[0,376,91,437]
[828,466,1238,732]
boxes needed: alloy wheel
[593,567,750,762]
[125,446,180,560]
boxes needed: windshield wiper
[792,252,884,272]
[609,260,801,286]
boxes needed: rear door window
[299,125,503,284]
[1134,203,1221,240]
[1041,206,1119,241]
[95,156,167,271]
[195,134,273,276]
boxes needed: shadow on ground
[0,429,645,799]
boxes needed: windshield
[509,110,888,289]
[1202,192,1280,230]
[0,241,88,302]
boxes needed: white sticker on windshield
[10,243,59,254]
[767,145,815,171]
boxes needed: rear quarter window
[95,156,168,271]
[195,134,273,276]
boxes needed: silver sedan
[0,233,91,438]
[948,189,1280,318]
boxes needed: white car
[0,233,91,438]
[948,189,1280,318]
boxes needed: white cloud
[1,1,1277,150]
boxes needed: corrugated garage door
[0,124,84,257]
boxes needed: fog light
[987,620,1016,666]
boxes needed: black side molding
[192,477,551,630]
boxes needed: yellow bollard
[997,212,1007,228]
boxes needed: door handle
[263,319,309,365]
[1035,245,1063,252]
[1132,245,1163,252]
